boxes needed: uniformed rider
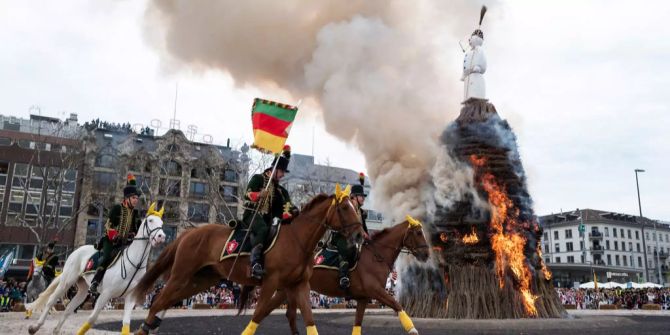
[243,146,296,280]
[333,172,369,289]
[29,241,59,285]
[89,174,143,294]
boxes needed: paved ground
[3,309,670,335]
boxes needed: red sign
[226,241,239,254]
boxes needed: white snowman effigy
[462,6,488,102]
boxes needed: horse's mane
[371,221,406,241]
[300,193,330,212]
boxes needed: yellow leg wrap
[352,325,362,335]
[241,321,259,335]
[306,325,319,335]
[398,311,416,333]
[121,324,131,335]
[76,321,92,335]
[25,309,32,319]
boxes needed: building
[0,113,84,277]
[283,153,384,232]
[75,122,249,249]
[539,209,670,288]
[1,114,249,278]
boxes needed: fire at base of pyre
[398,99,565,319]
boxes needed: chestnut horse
[269,216,430,335]
[132,187,365,335]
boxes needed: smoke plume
[144,0,495,221]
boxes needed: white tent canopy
[579,281,605,289]
[602,281,626,289]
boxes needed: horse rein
[366,225,429,271]
[116,219,163,298]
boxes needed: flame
[537,245,552,280]
[470,155,539,317]
[439,232,449,243]
[462,226,479,244]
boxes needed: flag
[0,251,14,279]
[251,98,298,154]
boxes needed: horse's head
[402,215,430,262]
[326,184,366,248]
[32,258,45,275]
[140,202,167,247]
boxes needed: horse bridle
[321,197,362,237]
[367,225,429,271]
[116,218,164,297]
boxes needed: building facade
[1,114,248,278]
[540,209,670,288]
[283,153,384,232]
[0,113,84,277]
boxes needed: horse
[131,185,365,335]
[271,216,430,335]
[26,203,167,335]
[26,259,48,303]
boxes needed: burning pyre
[398,100,565,319]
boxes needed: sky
[0,0,668,220]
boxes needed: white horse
[26,203,166,335]
[26,259,48,303]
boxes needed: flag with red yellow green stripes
[250,98,298,154]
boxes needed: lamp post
[635,169,662,285]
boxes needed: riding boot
[88,267,105,294]
[338,260,351,289]
[250,244,265,280]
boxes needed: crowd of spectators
[555,287,670,310]
[0,279,26,312]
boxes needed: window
[638,257,643,268]
[620,229,624,238]
[566,242,574,252]
[189,182,209,198]
[637,243,641,252]
[653,232,656,241]
[162,200,181,221]
[606,240,610,250]
[628,230,632,239]
[623,256,628,267]
[159,179,181,197]
[0,137,10,146]
[135,175,151,194]
[629,242,633,252]
[614,241,618,250]
[580,255,585,263]
[223,169,237,182]
[554,231,559,240]
[544,257,550,264]
[18,245,35,260]
[554,243,560,253]
[161,160,182,177]
[621,242,625,251]
[648,246,652,253]
[565,229,572,239]
[93,172,117,190]
[580,241,584,251]
[543,232,548,241]
[0,161,8,189]
[187,202,210,222]
[555,257,561,263]
[220,185,238,202]
[607,254,611,265]
[543,244,549,253]
[635,231,639,240]
[613,229,617,238]
[95,154,117,168]
[605,227,609,237]
[615,255,620,266]
[646,232,650,240]
[567,256,575,263]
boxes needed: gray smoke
[143,0,497,221]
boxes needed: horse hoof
[28,326,38,335]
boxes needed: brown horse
[132,186,365,335]
[269,216,430,335]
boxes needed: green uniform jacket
[242,173,293,223]
[106,204,142,240]
[36,252,58,281]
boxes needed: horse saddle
[313,248,359,272]
[219,223,283,261]
[83,249,123,273]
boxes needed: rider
[29,241,59,285]
[243,146,296,280]
[333,172,369,289]
[89,174,142,294]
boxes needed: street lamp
[635,169,662,285]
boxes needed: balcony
[589,231,603,240]
[591,245,604,254]
[655,251,668,260]
[662,265,670,274]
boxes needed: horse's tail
[131,238,179,303]
[236,285,256,315]
[25,275,60,312]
